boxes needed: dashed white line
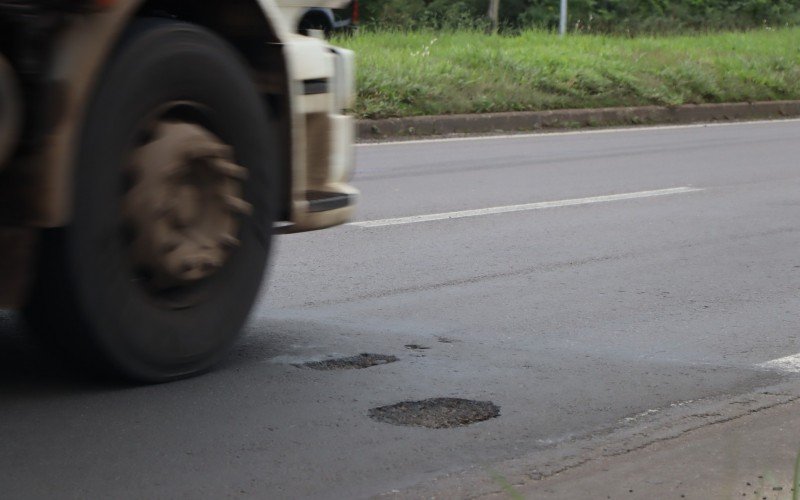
[348,186,704,228]
[759,353,800,373]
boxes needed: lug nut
[184,142,232,161]
[219,234,241,249]
[211,159,248,180]
[223,195,253,215]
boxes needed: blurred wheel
[298,9,334,37]
[25,19,276,382]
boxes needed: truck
[298,1,358,37]
[0,0,358,382]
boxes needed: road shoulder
[515,395,800,499]
[388,380,800,499]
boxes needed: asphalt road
[3,119,800,498]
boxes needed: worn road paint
[759,353,800,373]
[356,118,800,148]
[349,187,704,228]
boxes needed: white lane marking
[759,353,800,373]
[349,186,704,228]
[356,118,800,148]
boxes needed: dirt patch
[298,353,398,370]
[369,398,500,428]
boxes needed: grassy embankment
[334,28,800,119]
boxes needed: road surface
[3,119,800,498]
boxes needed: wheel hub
[123,121,252,288]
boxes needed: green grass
[794,447,800,500]
[334,28,800,119]
[487,469,524,500]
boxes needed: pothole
[298,353,398,370]
[369,398,500,428]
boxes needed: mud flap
[0,227,37,308]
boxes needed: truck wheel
[25,20,276,382]
[298,10,334,37]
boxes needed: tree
[487,0,500,32]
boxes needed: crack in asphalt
[290,251,636,310]
[284,225,800,311]
[513,393,800,490]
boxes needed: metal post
[559,0,567,36]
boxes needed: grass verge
[794,447,800,500]
[334,28,800,119]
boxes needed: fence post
[559,0,567,36]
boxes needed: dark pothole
[404,344,430,351]
[369,398,500,428]
[298,353,398,370]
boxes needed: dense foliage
[357,0,800,33]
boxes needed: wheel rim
[123,108,253,293]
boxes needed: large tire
[298,10,334,37]
[25,20,276,382]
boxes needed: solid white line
[759,353,800,373]
[348,186,704,228]
[356,118,800,148]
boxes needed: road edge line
[358,101,800,141]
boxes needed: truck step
[306,190,354,213]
